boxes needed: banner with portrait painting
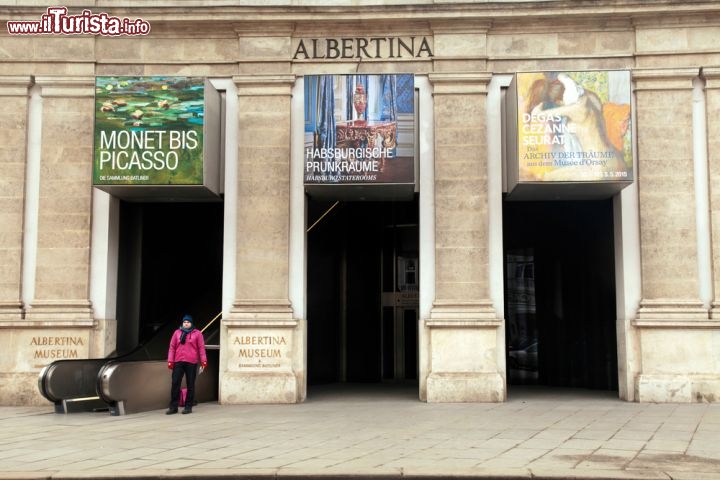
[509,70,632,186]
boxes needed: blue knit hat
[180,314,194,344]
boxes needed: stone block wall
[0,1,719,404]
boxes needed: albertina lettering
[293,36,433,60]
[30,336,84,346]
[234,336,287,345]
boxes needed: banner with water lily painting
[93,76,216,187]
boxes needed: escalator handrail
[37,358,108,403]
[201,311,222,333]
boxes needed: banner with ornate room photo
[304,74,415,186]
[511,70,633,184]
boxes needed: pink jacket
[168,328,207,364]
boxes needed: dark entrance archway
[503,199,618,391]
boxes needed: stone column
[633,68,720,402]
[220,74,304,404]
[424,72,504,403]
[0,77,31,323]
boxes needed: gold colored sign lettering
[30,336,85,360]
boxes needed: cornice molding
[3,2,719,26]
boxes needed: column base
[220,371,299,404]
[0,302,22,323]
[423,302,505,403]
[427,372,504,402]
[637,374,720,403]
[633,300,720,403]
[634,299,709,327]
[23,300,94,326]
[711,302,720,320]
[221,301,304,404]
[0,372,49,406]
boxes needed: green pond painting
[93,76,206,185]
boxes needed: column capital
[34,76,95,98]
[632,68,699,91]
[428,72,493,94]
[0,76,32,96]
[233,74,296,96]
[702,67,720,89]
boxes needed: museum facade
[1,0,720,406]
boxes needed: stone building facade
[1,0,719,406]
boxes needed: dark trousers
[170,361,197,409]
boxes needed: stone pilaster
[706,67,720,322]
[632,68,720,402]
[220,74,303,404]
[0,77,31,323]
[425,73,504,403]
[0,76,96,406]
[23,76,95,327]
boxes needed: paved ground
[1,385,719,480]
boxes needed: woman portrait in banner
[521,71,632,182]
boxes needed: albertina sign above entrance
[293,36,433,60]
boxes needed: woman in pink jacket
[166,314,207,414]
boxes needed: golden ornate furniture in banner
[336,120,397,170]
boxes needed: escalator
[38,316,220,415]
[39,201,224,414]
